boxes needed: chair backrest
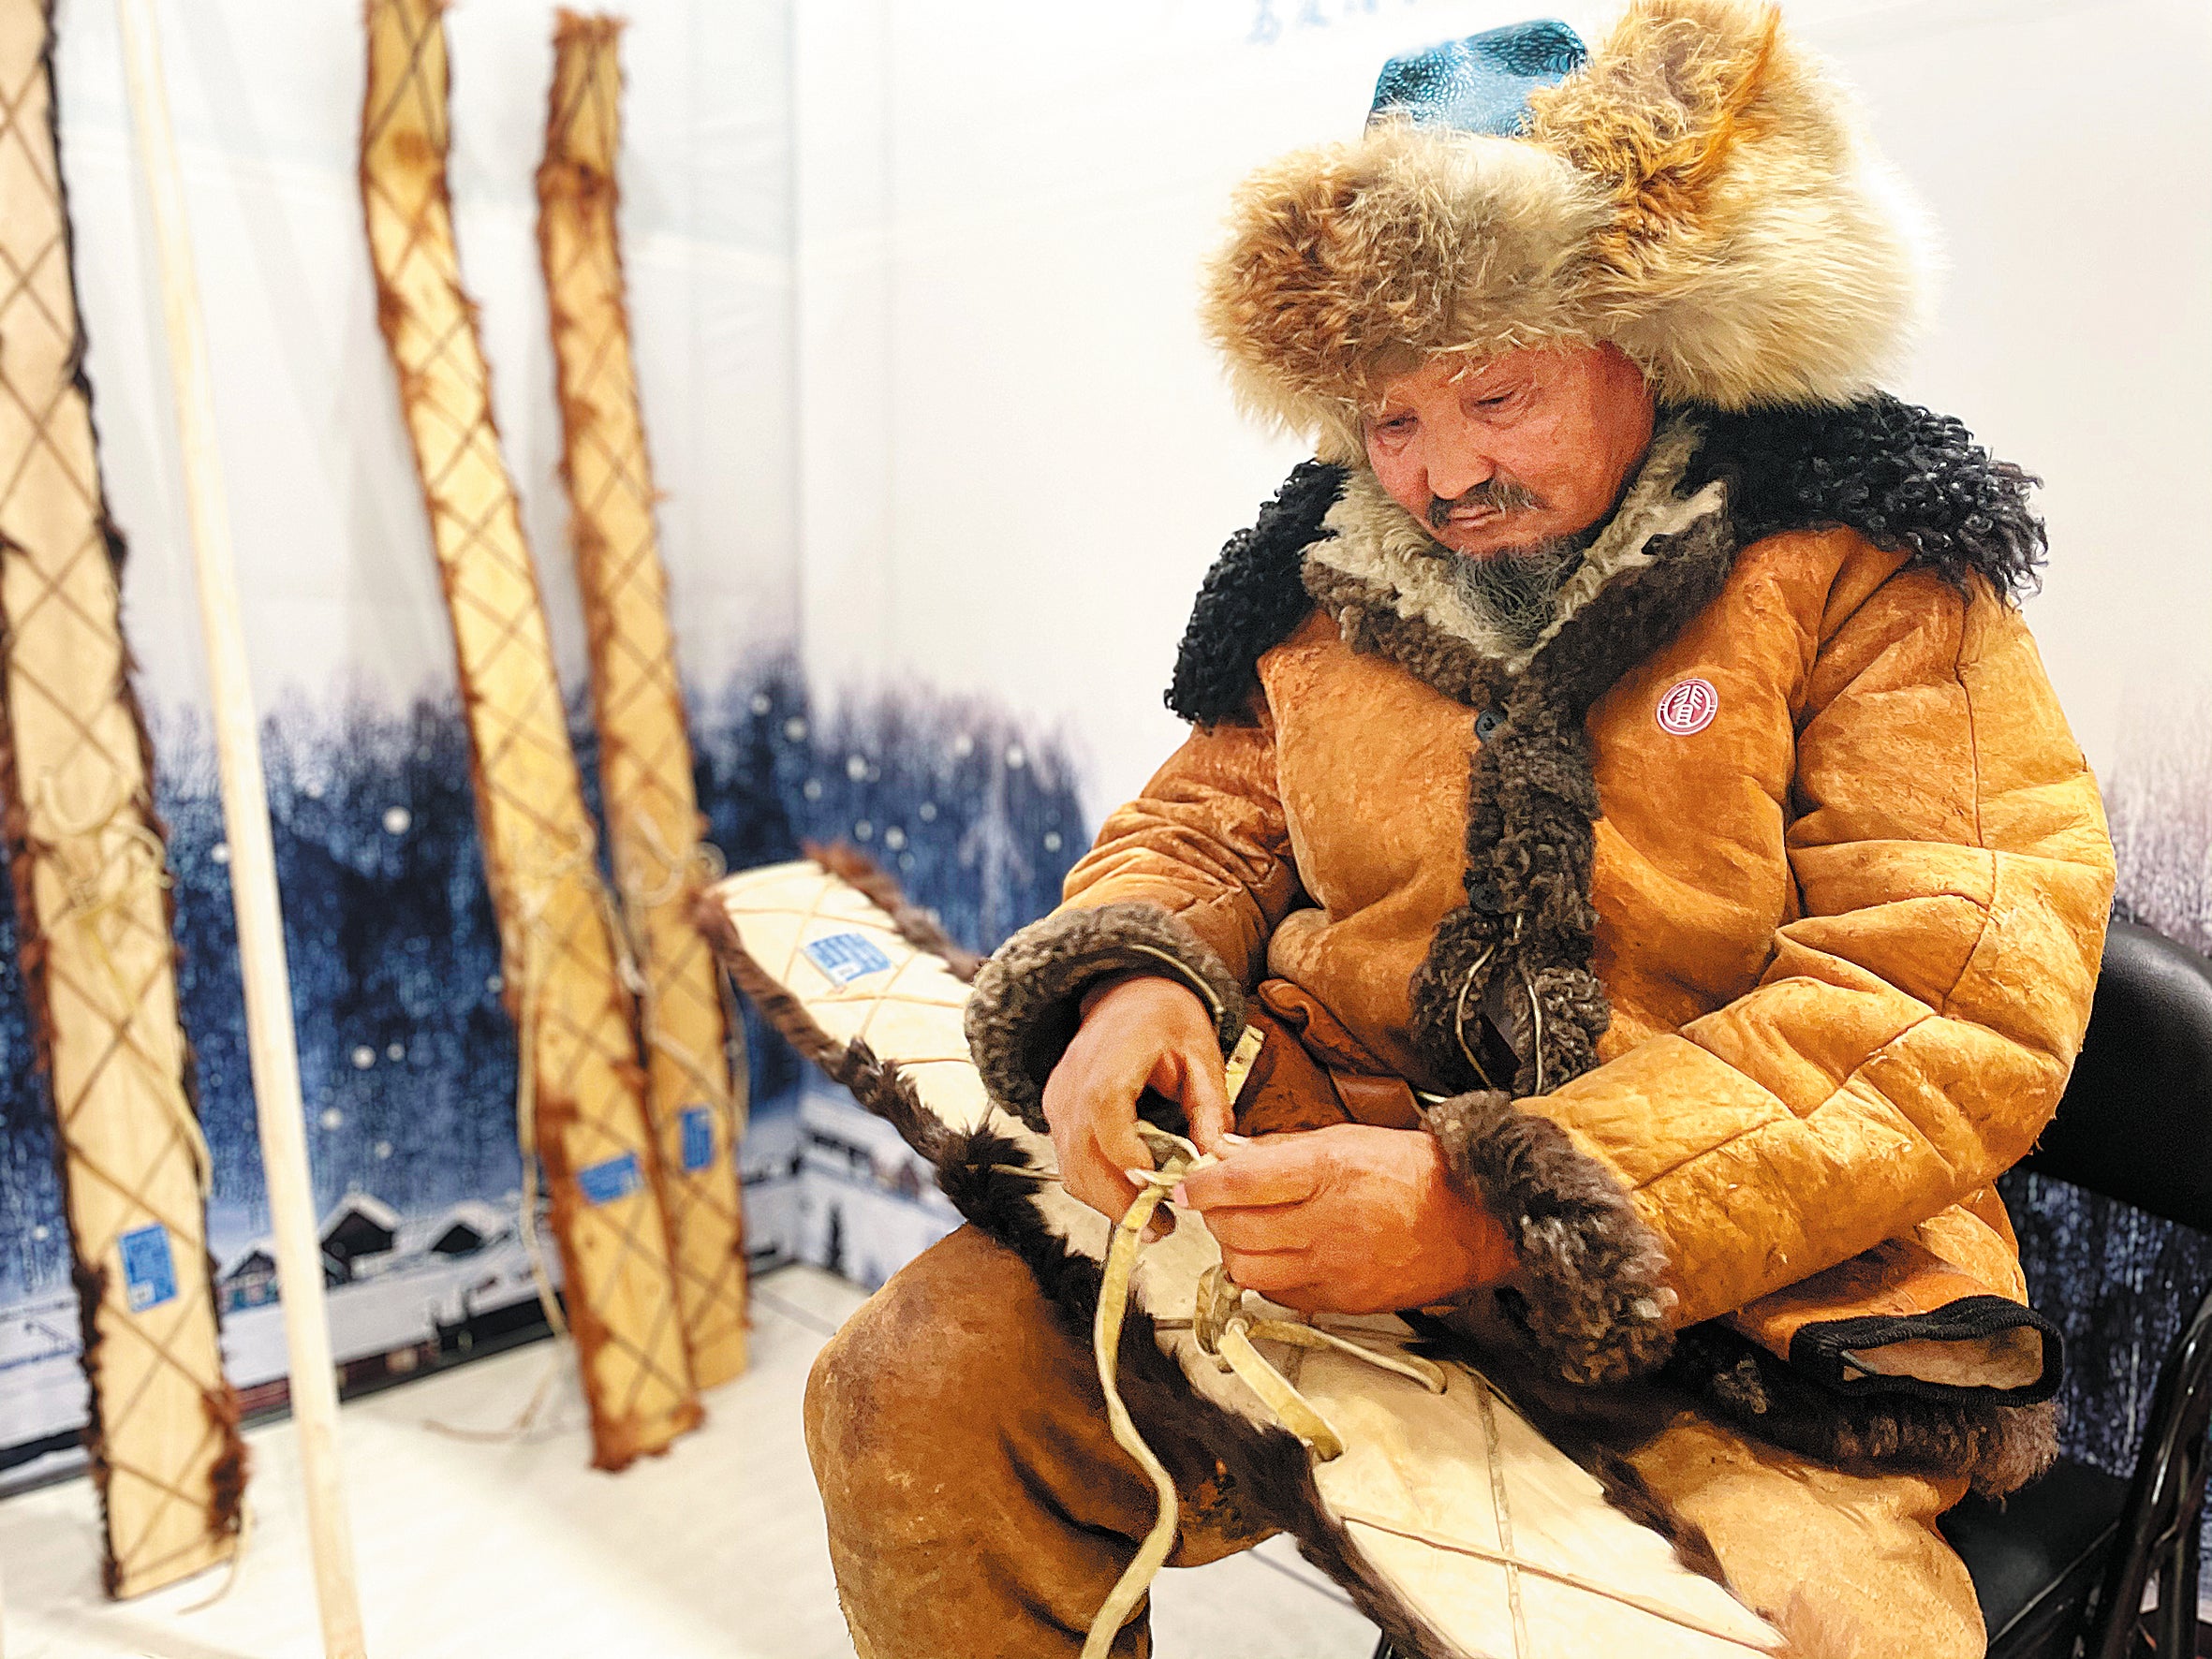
[2023,918,2212,1233]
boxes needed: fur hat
[1202,0,1934,462]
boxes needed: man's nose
[1421,430,1494,504]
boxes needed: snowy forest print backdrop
[2,0,2210,1587]
[0,670,1079,1469]
[0,0,1091,1472]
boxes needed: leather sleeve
[1057,703,1303,984]
[965,702,1302,1129]
[1532,567,2116,1330]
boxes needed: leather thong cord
[1083,1123,1446,1659]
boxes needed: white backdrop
[793,0,2212,820]
[46,0,2208,817]
[58,0,795,718]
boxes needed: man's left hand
[1171,1123,1516,1314]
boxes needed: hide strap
[1727,1237,2060,1404]
[1086,1121,1448,1659]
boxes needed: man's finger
[1092,1095,1153,1181]
[1218,1246,1315,1301]
[1175,1136,1327,1211]
[1180,1041,1235,1154]
[1203,1201,1318,1255]
[1075,1124,1181,1239]
[1062,1130,1138,1225]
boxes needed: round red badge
[1655,676,1718,736]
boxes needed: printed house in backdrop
[427,1201,511,1259]
[317,1194,399,1284]
[216,1244,278,1312]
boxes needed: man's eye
[1376,415,1414,435]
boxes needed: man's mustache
[1428,477,1542,529]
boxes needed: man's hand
[1172,1123,1515,1314]
[1041,974,1233,1232]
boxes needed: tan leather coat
[966,410,2116,1490]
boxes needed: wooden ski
[537,12,748,1390]
[360,0,699,1468]
[0,0,243,1597]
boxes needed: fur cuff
[1423,1089,1674,1387]
[965,902,1246,1132]
[1670,1325,2062,1498]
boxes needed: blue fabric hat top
[1368,20,1588,137]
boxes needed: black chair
[1373,919,2212,1659]
[1943,919,2212,1659]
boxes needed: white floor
[0,1266,1380,1659]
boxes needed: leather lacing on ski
[1080,1123,1448,1659]
[1062,1120,1774,1657]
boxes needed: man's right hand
[1041,974,1233,1231]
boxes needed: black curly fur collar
[1165,396,2043,727]
[1166,457,1348,725]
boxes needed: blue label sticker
[679,1106,715,1172]
[803,931,893,985]
[577,1152,642,1206]
[120,1224,177,1313]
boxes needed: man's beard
[1423,478,1595,651]
[1448,529,1594,653]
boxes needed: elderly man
[804,5,2116,1656]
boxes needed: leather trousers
[804,1221,1986,1659]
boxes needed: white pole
[111,4,368,1655]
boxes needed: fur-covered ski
[0,0,243,1596]
[700,859,1780,1659]
[361,0,697,1468]
[538,10,747,1390]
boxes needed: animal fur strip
[537,10,747,1391]
[0,0,243,1596]
[361,0,699,1468]
[1202,0,1933,459]
[966,899,1247,1131]
[807,841,984,982]
[699,859,1782,1659]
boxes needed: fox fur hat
[1202,0,1934,462]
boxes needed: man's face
[1363,344,1658,561]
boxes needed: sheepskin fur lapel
[1298,416,1719,705]
[1165,394,2044,730]
[1166,395,2048,1104]
[1402,497,1739,1097]
[1166,458,1347,726]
